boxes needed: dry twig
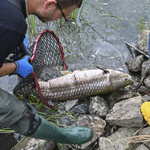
[125,41,149,58]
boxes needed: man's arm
[0,55,33,78]
[0,63,16,77]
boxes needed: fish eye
[124,78,128,81]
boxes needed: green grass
[69,0,86,20]
[69,8,80,20]
[0,128,15,134]
[137,15,150,32]
[27,15,36,35]
[16,94,77,126]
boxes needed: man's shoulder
[0,0,27,33]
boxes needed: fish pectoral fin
[60,70,73,76]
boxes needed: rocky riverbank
[12,30,150,150]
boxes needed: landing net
[13,30,66,108]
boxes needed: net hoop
[31,30,66,70]
[31,30,66,109]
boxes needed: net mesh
[13,30,66,100]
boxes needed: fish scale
[39,69,133,101]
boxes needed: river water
[0,0,150,149]
[28,0,150,73]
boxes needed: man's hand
[13,55,33,78]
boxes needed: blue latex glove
[14,55,33,78]
[23,35,29,52]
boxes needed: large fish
[39,69,134,101]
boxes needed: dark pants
[0,88,38,135]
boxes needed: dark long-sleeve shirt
[0,0,27,67]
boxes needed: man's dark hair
[56,0,83,9]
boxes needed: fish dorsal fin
[60,70,73,76]
[96,66,109,74]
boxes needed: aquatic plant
[69,0,86,20]
[27,15,36,35]
[0,128,15,134]
[26,14,36,42]
[137,15,150,32]
[69,8,79,20]
[15,94,77,128]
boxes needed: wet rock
[137,30,150,55]
[138,86,150,96]
[139,59,150,88]
[144,76,150,89]
[142,94,150,101]
[70,99,89,117]
[99,137,115,150]
[88,96,108,117]
[141,60,150,78]
[125,55,146,72]
[13,137,57,150]
[106,96,143,127]
[65,99,78,110]
[108,127,139,150]
[74,115,106,149]
[106,89,136,101]
[0,75,18,94]
[139,127,150,148]
[135,145,149,150]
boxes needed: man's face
[36,4,78,22]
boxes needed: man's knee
[0,88,26,127]
[0,89,12,115]
[0,88,40,135]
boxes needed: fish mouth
[131,76,136,82]
[124,74,134,84]
[128,76,135,84]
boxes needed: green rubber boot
[29,116,93,144]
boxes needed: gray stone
[13,137,57,150]
[74,115,106,149]
[140,127,150,148]
[99,137,115,150]
[142,94,150,102]
[141,60,150,77]
[139,59,150,88]
[138,86,150,97]
[0,75,18,94]
[144,76,150,89]
[135,145,149,150]
[108,127,139,150]
[65,99,78,110]
[88,96,108,117]
[107,89,136,101]
[125,55,146,72]
[137,30,150,55]
[106,96,144,127]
